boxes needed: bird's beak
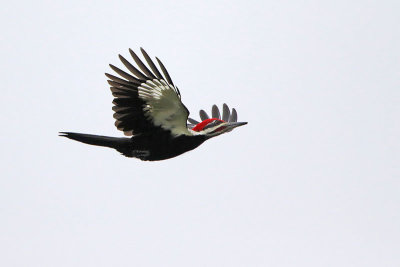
[225,121,248,131]
[228,121,247,127]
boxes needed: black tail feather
[59,132,131,152]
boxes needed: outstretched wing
[187,103,238,129]
[106,48,190,136]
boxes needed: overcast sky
[1,0,399,266]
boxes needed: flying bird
[60,48,247,161]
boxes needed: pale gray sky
[1,0,399,266]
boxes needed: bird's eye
[204,120,223,130]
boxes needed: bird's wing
[106,48,190,136]
[187,103,238,129]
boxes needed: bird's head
[188,104,247,138]
[191,118,247,138]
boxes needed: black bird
[60,48,247,161]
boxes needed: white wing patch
[138,79,191,136]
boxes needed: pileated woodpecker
[60,48,247,161]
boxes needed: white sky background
[1,0,399,266]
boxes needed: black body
[60,131,206,161]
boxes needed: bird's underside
[60,48,247,161]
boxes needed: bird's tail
[59,132,131,152]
